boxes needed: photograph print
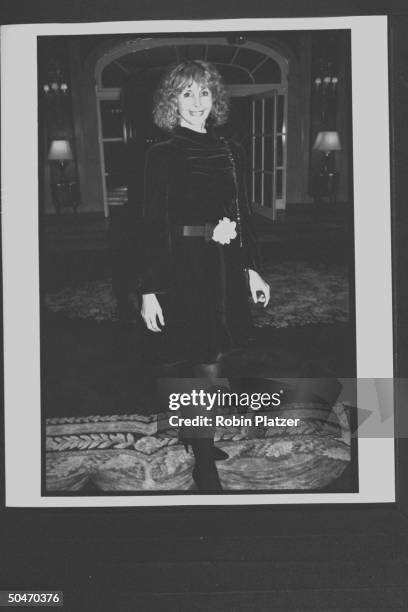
[39,26,358,498]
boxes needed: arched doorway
[95,37,289,220]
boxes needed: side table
[52,181,79,214]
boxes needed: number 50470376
[0,592,63,606]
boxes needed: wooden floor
[1,507,407,610]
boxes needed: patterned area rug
[46,402,353,493]
[45,261,349,328]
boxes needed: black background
[2,2,408,610]
[1,0,408,23]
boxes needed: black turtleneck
[171,125,237,221]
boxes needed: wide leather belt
[178,223,216,241]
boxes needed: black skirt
[145,235,252,365]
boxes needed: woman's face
[176,80,213,132]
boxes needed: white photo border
[1,16,394,506]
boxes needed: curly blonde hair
[153,60,229,132]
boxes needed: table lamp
[48,139,73,182]
[313,131,341,174]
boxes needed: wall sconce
[313,131,342,174]
[48,139,73,182]
[42,62,69,96]
[43,81,69,95]
[313,75,338,90]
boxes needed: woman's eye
[201,90,209,96]
[183,91,192,97]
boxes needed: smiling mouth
[190,111,204,116]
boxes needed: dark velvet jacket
[140,126,260,295]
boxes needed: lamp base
[322,151,335,175]
[57,161,67,183]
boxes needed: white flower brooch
[211,217,237,245]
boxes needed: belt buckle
[204,223,214,242]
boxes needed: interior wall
[40,39,80,214]
[286,33,309,205]
[307,30,351,205]
[69,40,105,214]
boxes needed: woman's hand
[247,269,270,307]
[141,293,165,332]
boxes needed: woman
[140,60,270,492]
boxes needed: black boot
[190,439,223,492]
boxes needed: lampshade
[48,140,73,161]
[313,131,342,152]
